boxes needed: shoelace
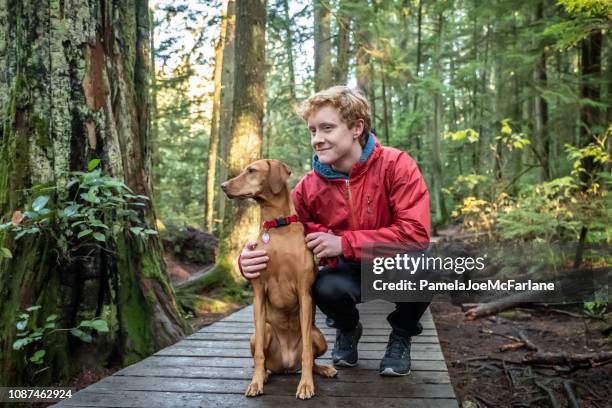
[384,333,411,359]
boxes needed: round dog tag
[261,230,270,243]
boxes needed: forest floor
[431,302,612,407]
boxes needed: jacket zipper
[345,179,358,230]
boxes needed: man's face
[307,105,360,165]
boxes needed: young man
[238,86,431,376]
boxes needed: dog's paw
[245,381,264,397]
[295,379,315,400]
[315,364,337,378]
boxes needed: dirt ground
[430,302,612,408]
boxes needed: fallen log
[464,266,610,320]
[522,351,612,368]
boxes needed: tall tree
[314,0,332,91]
[333,0,351,85]
[533,1,550,181]
[216,0,236,230]
[206,0,231,232]
[431,6,447,223]
[178,0,267,291]
[0,0,190,386]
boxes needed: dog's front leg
[296,287,316,399]
[246,280,267,397]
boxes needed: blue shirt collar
[312,132,376,179]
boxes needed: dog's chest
[262,276,299,312]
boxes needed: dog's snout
[221,181,229,191]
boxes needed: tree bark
[411,0,424,162]
[0,0,190,386]
[314,0,332,91]
[533,1,550,181]
[282,0,297,109]
[333,0,350,85]
[216,0,236,230]
[219,0,266,281]
[206,0,230,232]
[579,29,604,185]
[431,9,447,223]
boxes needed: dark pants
[312,257,431,338]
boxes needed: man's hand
[239,241,269,280]
[305,232,342,258]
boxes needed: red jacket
[292,133,430,264]
[238,133,430,275]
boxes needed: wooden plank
[204,321,436,330]
[154,347,445,361]
[186,332,440,343]
[114,365,451,384]
[163,340,442,353]
[221,318,437,329]
[54,390,459,408]
[198,326,439,336]
[81,375,457,399]
[115,355,450,371]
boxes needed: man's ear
[268,160,292,195]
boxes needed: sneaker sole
[379,367,411,376]
[333,359,358,367]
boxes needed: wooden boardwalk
[54,300,457,407]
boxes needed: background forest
[154,0,610,244]
[0,0,610,399]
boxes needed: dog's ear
[268,160,291,195]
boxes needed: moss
[32,115,50,150]
[115,235,155,366]
[175,257,233,295]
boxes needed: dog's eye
[247,168,255,173]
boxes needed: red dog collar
[261,215,299,243]
[263,214,299,229]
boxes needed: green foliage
[564,128,610,193]
[496,177,583,242]
[494,119,531,151]
[444,128,479,144]
[583,301,608,317]
[0,159,157,262]
[557,0,612,17]
[12,305,109,367]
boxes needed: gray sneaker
[332,322,363,367]
[379,331,412,376]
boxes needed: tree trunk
[216,0,236,231]
[579,29,604,185]
[206,0,230,232]
[0,0,190,386]
[219,0,267,282]
[282,0,297,109]
[333,0,350,85]
[411,0,423,162]
[533,1,550,181]
[314,0,332,91]
[431,9,446,224]
[150,9,161,208]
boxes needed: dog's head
[221,159,292,201]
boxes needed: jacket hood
[312,132,378,180]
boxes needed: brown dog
[221,159,337,400]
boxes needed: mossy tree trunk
[0,0,190,386]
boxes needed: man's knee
[312,271,358,307]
